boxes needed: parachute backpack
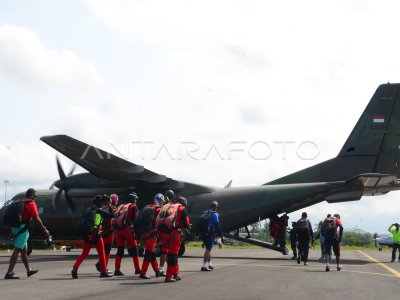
[296,219,309,234]
[111,203,132,231]
[3,199,33,227]
[195,210,214,238]
[321,218,337,238]
[134,205,156,236]
[76,207,97,238]
[155,203,179,233]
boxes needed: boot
[100,272,113,278]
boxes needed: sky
[0,0,400,234]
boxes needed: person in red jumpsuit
[95,194,118,273]
[114,193,141,276]
[158,190,175,276]
[163,196,190,283]
[139,193,164,279]
[269,215,280,246]
[71,195,113,279]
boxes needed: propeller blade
[65,191,76,212]
[67,164,77,176]
[53,189,63,210]
[52,156,76,212]
[56,155,66,180]
[224,180,233,188]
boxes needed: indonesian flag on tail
[373,115,385,123]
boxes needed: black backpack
[134,205,156,236]
[195,211,214,238]
[3,200,33,227]
[321,218,337,238]
[76,207,97,238]
[296,219,309,235]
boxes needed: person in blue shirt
[201,201,224,271]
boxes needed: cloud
[2,1,400,235]
[0,24,102,90]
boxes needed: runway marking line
[182,262,398,278]
[358,250,400,279]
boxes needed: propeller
[51,155,76,212]
[49,157,76,189]
[224,180,233,188]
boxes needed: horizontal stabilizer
[326,173,399,203]
[345,173,397,188]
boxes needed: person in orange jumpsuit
[114,193,141,276]
[95,194,118,273]
[163,196,190,283]
[158,190,175,276]
[139,193,164,279]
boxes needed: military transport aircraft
[1,83,400,255]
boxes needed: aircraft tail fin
[267,83,400,184]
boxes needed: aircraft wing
[40,135,177,185]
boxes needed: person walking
[4,188,51,279]
[158,190,175,276]
[113,193,141,276]
[95,194,118,272]
[278,214,289,249]
[322,213,343,271]
[139,193,164,279]
[198,201,224,271]
[289,222,297,259]
[156,196,190,282]
[71,195,113,279]
[296,212,314,266]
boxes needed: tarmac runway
[1,248,400,300]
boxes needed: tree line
[240,222,377,247]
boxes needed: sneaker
[155,270,160,277]
[100,272,113,278]
[4,272,20,279]
[325,265,330,272]
[174,275,181,281]
[159,269,166,277]
[139,274,151,279]
[114,269,124,276]
[27,268,38,277]
[297,256,301,264]
[208,265,214,270]
[95,262,101,272]
[337,265,342,271]
[201,267,212,271]
[304,262,308,266]
[135,269,141,275]
[71,268,78,279]
[391,260,395,263]
[164,277,176,283]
